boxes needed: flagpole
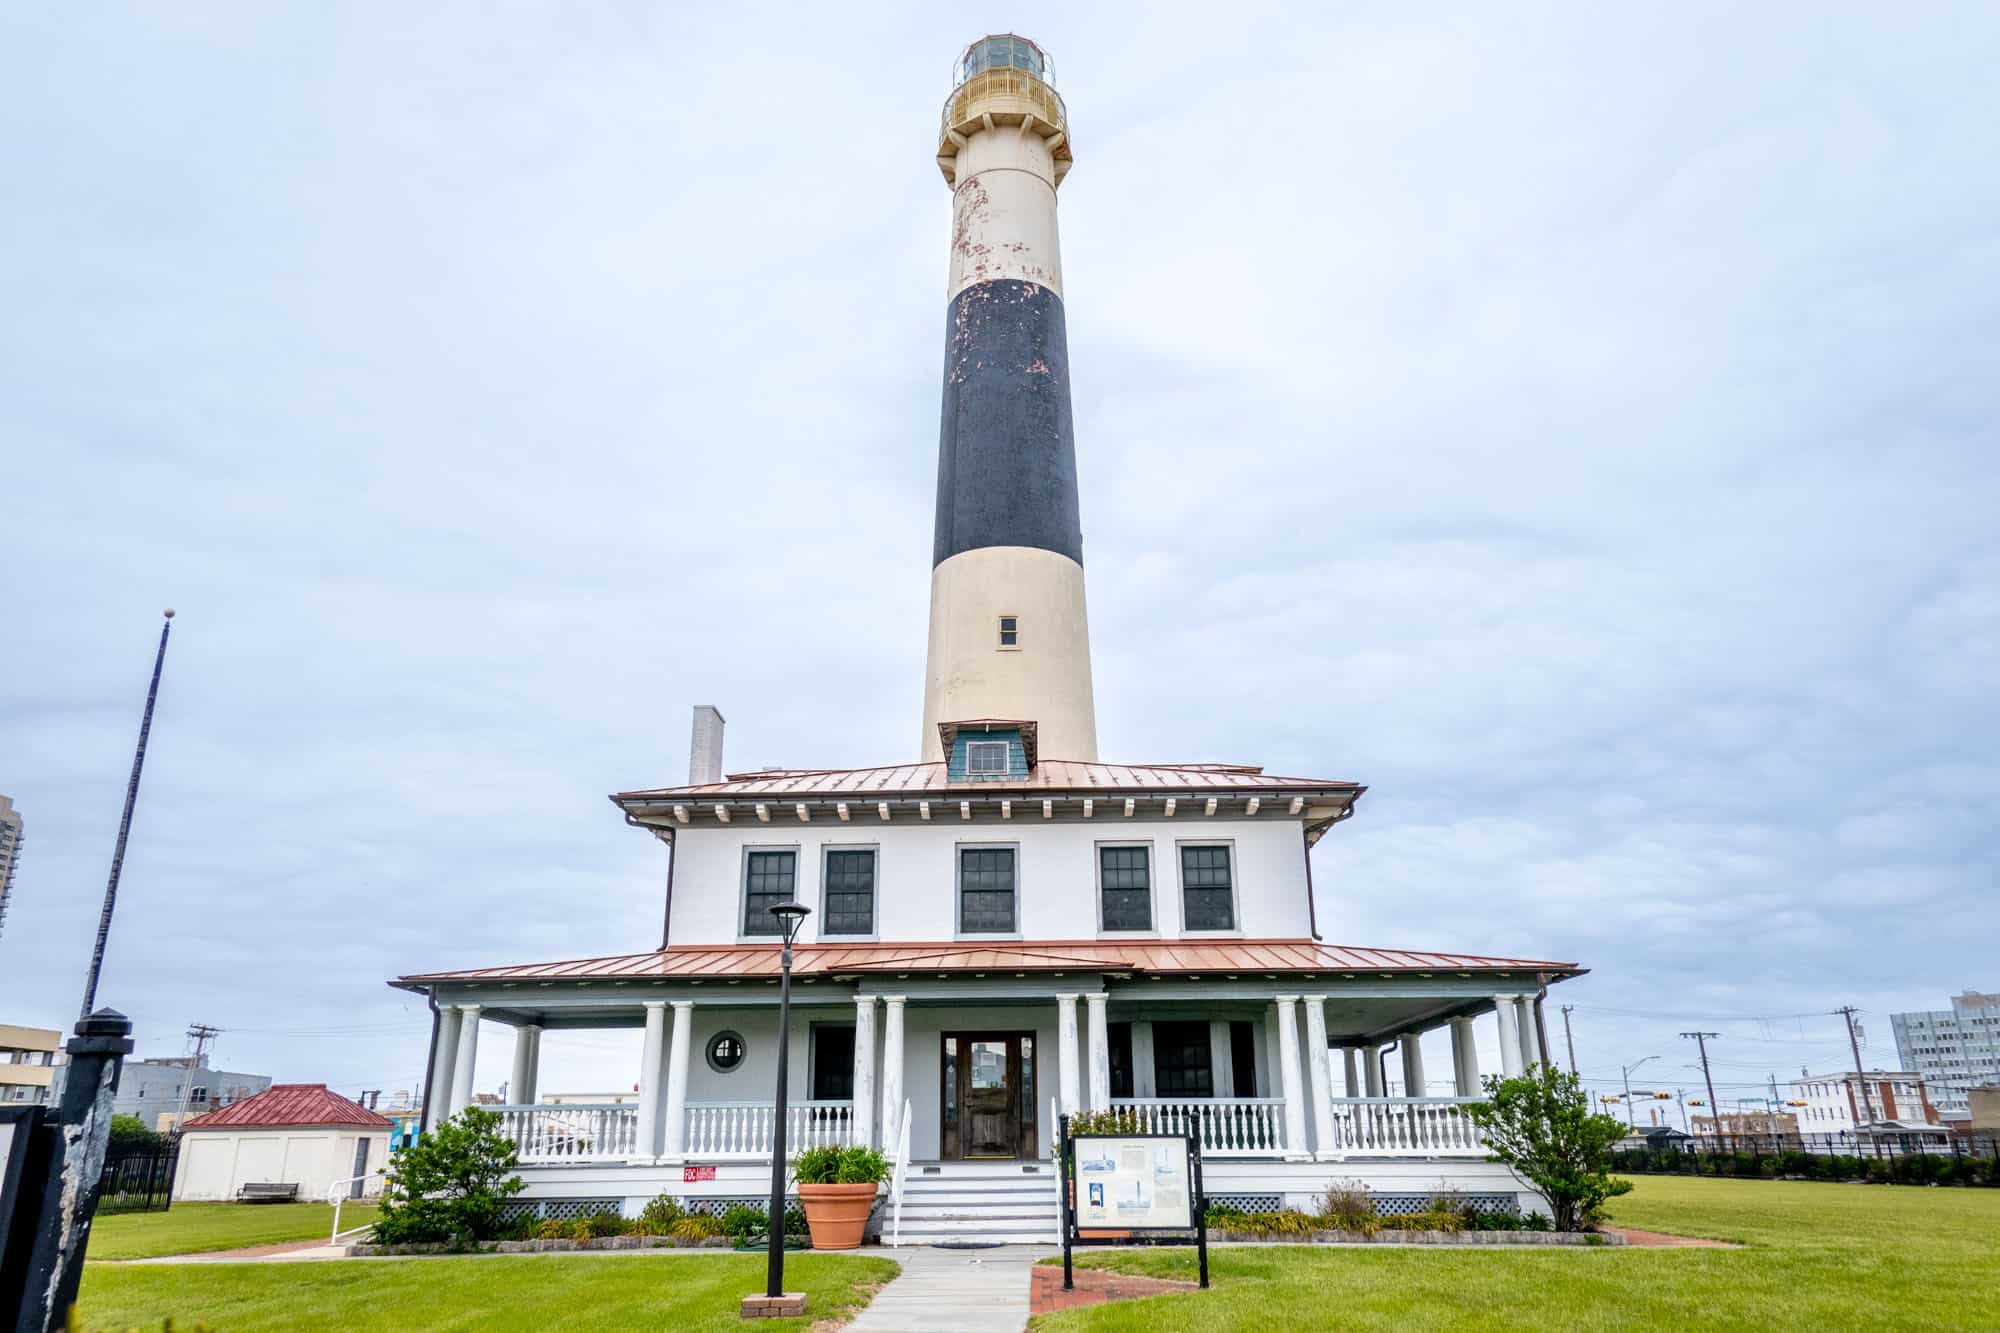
[79,609,175,1022]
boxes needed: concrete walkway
[847,1244,1056,1333]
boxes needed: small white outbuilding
[172,1083,393,1203]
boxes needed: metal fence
[1612,1132,1999,1186]
[96,1144,178,1214]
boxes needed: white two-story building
[389,34,1585,1242]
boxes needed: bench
[237,1182,300,1204]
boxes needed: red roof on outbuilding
[180,1083,392,1131]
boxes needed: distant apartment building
[1893,991,2000,1121]
[0,795,22,941]
[1690,1110,1799,1139]
[113,1055,273,1132]
[1791,1070,1936,1132]
[0,1023,61,1106]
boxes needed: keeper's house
[389,34,1583,1243]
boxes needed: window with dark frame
[1098,845,1152,931]
[821,848,876,935]
[1152,1020,1214,1096]
[742,849,797,935]
[1107,1022,1134,1098]
[1229,1020,1258,1096]
[998,615,1019,647]
[811,1024,856,1100]
[966,739,1009,776]
[958,846,1017,932]
[1179,844,1236,931]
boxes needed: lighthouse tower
[920,35,1098,763]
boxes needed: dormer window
[998,615,1019,649]
[966,740,1009,776]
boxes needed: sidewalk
[847,1245,1056,1333]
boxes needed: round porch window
[706,1031,746,1073]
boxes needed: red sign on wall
[683,1165,716,1182]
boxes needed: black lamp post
[764,901,811,1303]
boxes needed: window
[1097,845,1152,931]
[958,845,1018,933]
[998,615,1019,648]
[821,848,876,935]
[1179,844,1236,931]
[706,1031,746,1073]
[1107,1022,1134,1098]
[1229,1020,1258,1095]
[742,849,798,935]
[811,1024,855,1100]
[1153,1020,1214,1096]
[966,740,1009,776]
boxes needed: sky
[2,2,1996,1119]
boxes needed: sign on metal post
[1058,1115,1209,1291]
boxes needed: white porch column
[1303,998,1339,1160]
[1401,1033,1427,1098]
[1056,993,1082,1116]
[1450,1017,1480,1096]
[1518,996,1543,1069]
[1363,1043,1385,1097]
[1273,995,1311,1161]
[1342,1047,1360,1099]
[662,1001,694,1162]
[448,1005,481,1115]
[428,1005,463,1124]
[636,1001,667,1159]
[1495,996,1524,1078]
[1086,993,1111,1111]
[852,996,878,1148]
[509,1024,541,1105]
[880,996,906,1154]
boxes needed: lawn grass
[77,1252,899,1332]
[87,1202,381,1260]
[1029,1176,2000,1331]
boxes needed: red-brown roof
[614,760,1362,802]
[180,1083,392,1131]
[396,939,1581,986]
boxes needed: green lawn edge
[87,1202,383,1260]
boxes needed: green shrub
[1317,1178,1378,1232]
[531,1218,568,1240]
[1398,1209,1468,1232]
[639,1193,684,1226]
[1466,1068,1632,1231]
[1205,1208,1320,1236]
[371,1107,525,1244]
[793,1145,889,1185]
[670,1214,724,1244]
[721,1205,767,1241]
[1055,1110,1144,1158]
[580,1211,629,1238]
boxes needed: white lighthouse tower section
[946,125,1066,301]
[922,547,1098,762]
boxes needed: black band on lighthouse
[933,278,1083,568]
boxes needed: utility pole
[1680,1032,1721,1146]
[1560,1005,1578,1075]
[170,1023,221,1133]
[1676,1088,1689,1132]
[80,609,176,1021]
[1766,1073,1784,1141]
[1835,1006,1880,1158]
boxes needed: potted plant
[792,1145,889,1250]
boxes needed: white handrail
[889,1097,913,1247]
[325,1171,388,1244]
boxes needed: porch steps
[889,1164,1061,1246]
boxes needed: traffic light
[1687,1099,1707,1106]
[1654,1092,1672,1099]
[1786,1100,1809,1107]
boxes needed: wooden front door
[941,1032,1038,1160]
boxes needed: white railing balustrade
[493,1104,640,1162]
[684,1100,855,1160]
[1111,1098,1288,1157]
[1325,1097,1487,1156]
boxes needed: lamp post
[763,901,811,1309]
[1620,1056,1658,1129]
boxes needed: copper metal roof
[397,939,1580,986]
[180,1083,393,1131]
[614,759,1363,803]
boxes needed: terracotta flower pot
[797,1181,879,1251]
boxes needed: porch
[422,981,1557,1169]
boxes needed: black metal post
[760,902,807,1304]
[80,612,174,1022]
[766,941,793,1297]
[1191,1128,1209,1290]
[10,1009,134,1333]
[1058,1113,1073,1291]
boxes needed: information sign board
[1071,1135,1194,1233]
